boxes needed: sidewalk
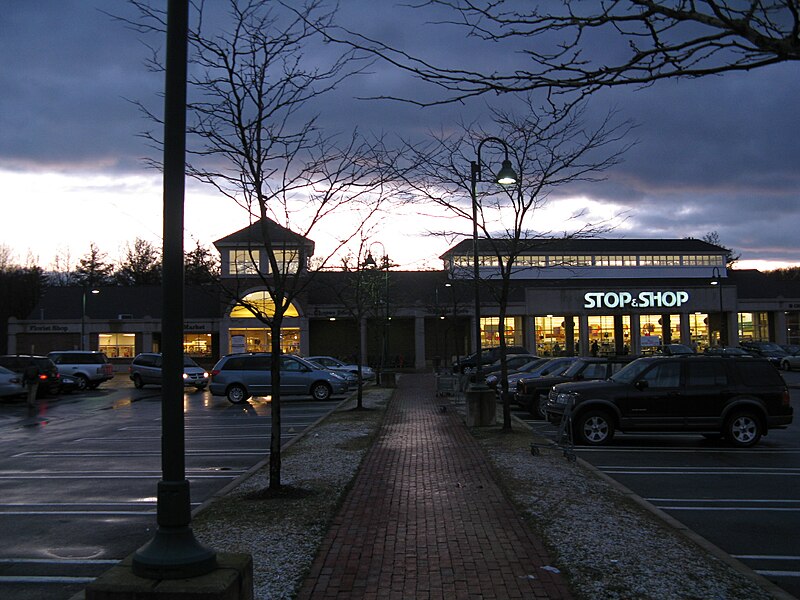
[296,373,572,599]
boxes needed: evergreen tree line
[45,239,220,287]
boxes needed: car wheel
[87,382,100,390]
[132,374,144,389]
[311,382,332,401]
[226,384,249,404]
[574,410,615,446]
[781,360,791,372]
[724,411,762,447]
[74,374,89,391]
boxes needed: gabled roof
[441,237,728,258]
[213,217,315,254]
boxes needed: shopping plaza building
[8,219,800,369]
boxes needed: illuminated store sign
[584,291,690,309]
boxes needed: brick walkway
[296,374,573,599]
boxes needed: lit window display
[689,313,709,352]
[479,317,523,349]
[534,316,578,356]
[787,312,800,345]
[229,328,300,354]
[99,333,136,358]
[184,333,212,357]
[738,312,769,341]
[587,315,616,355]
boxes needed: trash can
[465,383,496,426]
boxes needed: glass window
[686,361,728,387]
[535,316,578,356]
[272,249,301,274]
[689,313,709,353]
[99,333,136,358]
[230,292,300,318]
[229,327,300,354]
[588,315,615,356]
[183,333,212,357]
[229,250,260,275]
[642,362,681,388]
[738,312,769,341]
[480,317,523,348]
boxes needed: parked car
[703,346,752,357]
[739,341,788,366]
[306,355,376,382]
[515,356,638,419]
[0,365,24,399]
[48,350,114,391]
[486,357,547,390]
[483,354,539,377]
[210,353,350,403]
[0,355,61,396]
[306,359,358,389]
[453,345,529,374]
[129,353,210,390]
[545,355,792,447]
[500,357,580,397]
[779,353,800,371]
[654,343,696,355]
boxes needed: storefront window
[534,316,578,356]
[184,333,212,357]
[689,313,709,352]
[587,316,615,356]
[99,333,136,358]
[738,312,769,341]
[479,317,522,349]
[229,328,301,354]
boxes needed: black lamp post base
[132,526,217,580]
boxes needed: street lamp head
[495,159,518,185]
[364,252,377,268]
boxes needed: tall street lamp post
[132,0,216,579]
[365,242,390,380]
[711,266,725,346]
[470,137,518,383]
[81,287,99,350]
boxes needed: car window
[686,361,729,387]
[611,359,651,384]
[641,362,681,388]
[582,363,608,379]
[737,361,784,386]
[281,357,304,372]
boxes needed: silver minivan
[209,353,349,403]
[129,353,209,390]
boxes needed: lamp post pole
[470,137,518,383]
[365,242,389,379]
[132,0,216,579]
[711,266,725,346]
[81,287,99,351]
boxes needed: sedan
[306,356,376,382]
[0,365,24,399]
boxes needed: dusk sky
[1,1,798,272]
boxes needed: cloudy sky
[1,1,798,272]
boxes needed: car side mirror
[634,379,649,390]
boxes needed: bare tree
[126,0,392,489]
[328,0,799,104]
[398,97,632,430]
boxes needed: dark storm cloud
[0,1,159,170]
[0,1,797,266]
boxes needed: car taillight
[782,389,791,407]
[211,369,220,377]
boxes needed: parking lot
[516,369,800,599]
[0,379,343,600]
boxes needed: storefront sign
[584,291,690,310]
[26,324,79,333]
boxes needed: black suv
[453,345,529,373]
[515,356,637,419]
[0,355,61,395]
[545,355,793,447]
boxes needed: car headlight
[555,392,577,406]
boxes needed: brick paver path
[297,374,573,599]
